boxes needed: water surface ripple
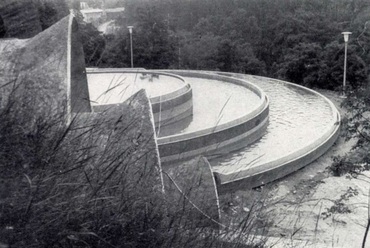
[211,74,334,176]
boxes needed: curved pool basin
[157,71,269,165]
[206,72,340,192]
[86,69,193,127]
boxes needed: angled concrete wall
[163,156,220,228]
[75,89,163,192]
[0,14,91,125]
[70,18,92,113]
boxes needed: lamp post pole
[342,31,352,96]
[128,26,134,68]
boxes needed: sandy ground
[260,90,370,247]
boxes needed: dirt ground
[260,90,370,247]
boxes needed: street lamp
[127,26,134,68]
[342,31,352,96]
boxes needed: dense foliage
[82,0,370,90]
[331,85,370,177]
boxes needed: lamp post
[127,26,134,68]
[342,31,352,96]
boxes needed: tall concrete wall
[0,14,91,126]
[75,89,163,195]
[163,156,220,228]
[70,18,91,113]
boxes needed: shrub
[328,155,370,177]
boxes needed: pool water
[210,74,334,177]
[157,77,261,137]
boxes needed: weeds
[321,187,358,219]
[0,78,269,247]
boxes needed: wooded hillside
[86,0,370,90]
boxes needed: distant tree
[0,0,42,38]
[233,42,266,75]
[276,42,323,87]
[181,33,221,70]
[36,0,69,30]
[98,33,130,68]
[85,0,370,87]
[129,5,177,69]
[0,16,6,38]
[37,2,59,30]
[79,23,106,67]
[216,39,235,72]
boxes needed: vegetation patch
[321,187,359,219]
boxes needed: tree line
[1,0,369,90]
[80,0,370,90]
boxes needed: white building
[81,8,104,26]
[79,1,125,29]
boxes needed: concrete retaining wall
[157,70,269,165]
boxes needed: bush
[328,155,370,177]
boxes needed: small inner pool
[87,72,185,105]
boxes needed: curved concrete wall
[157,70,269,165]
[214,75,341,193]
[150,82,193,127]
[87,69,193,128]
